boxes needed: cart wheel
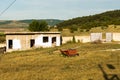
[76,53,79,56]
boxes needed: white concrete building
[5,32,61,52]
[113,33,120,41]
[90,33,102,42]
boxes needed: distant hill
[57,10,120,30]
[19,19,64,26]
[0,19,64,28]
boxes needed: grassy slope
[0,43,120,80]
[57,10,120,29]
[52,25,120,36]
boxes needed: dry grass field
[0,21,28,32]
[0,43,120,80]
[0,24,120,35]
[50,25,120,36]
[0,27,26,32]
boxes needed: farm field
[0,43,120,80]
[0,27,26,32]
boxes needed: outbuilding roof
[5,32,61,35]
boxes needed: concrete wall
[6,32,120,52]
[113,33,120,41]
[90,33,102,42]
[62,37,73,44]
[35,34,60,48]
[6,34,34,52]
[106,33,112,42]
[6,33,61,52]
[62,36,90,44]
[75,36,90,43]
[90,32,120,42]
[62,32,120,44]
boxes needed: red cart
[60,49,79,56]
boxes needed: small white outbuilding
[5,32,61,52]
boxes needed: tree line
[57,10,120,31]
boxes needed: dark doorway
[8,40,13,49]
[60,36,62,45]
[52,37,56,46]
[43,37,48,43]
[30,39,35,47]
[52,37,56,43]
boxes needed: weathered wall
[35,34,60,47]
[75,36,90,43]
[62,36,90,44]
[90,32,120,42]
[113,33,120,41]
[6,32,120,52]
[6,34,34,52]
[62,37,73,44]
[6,33,61,52]
[90,33,102,42]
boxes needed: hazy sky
[0,0,120,20]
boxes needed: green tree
[28,20,49,31]
[28,20,39,31]
[69,25,78,33]
[39,20,49,31]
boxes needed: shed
[5,32,61,52]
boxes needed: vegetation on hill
[57,10,120,30]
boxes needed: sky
[0,0,120,20]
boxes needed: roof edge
[5,32,61,35]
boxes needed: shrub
[72,36,76,43]
[91,40,102,44]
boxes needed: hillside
[57,10,120,30]
[0,19,63,28]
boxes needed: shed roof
[5,32,61,35]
